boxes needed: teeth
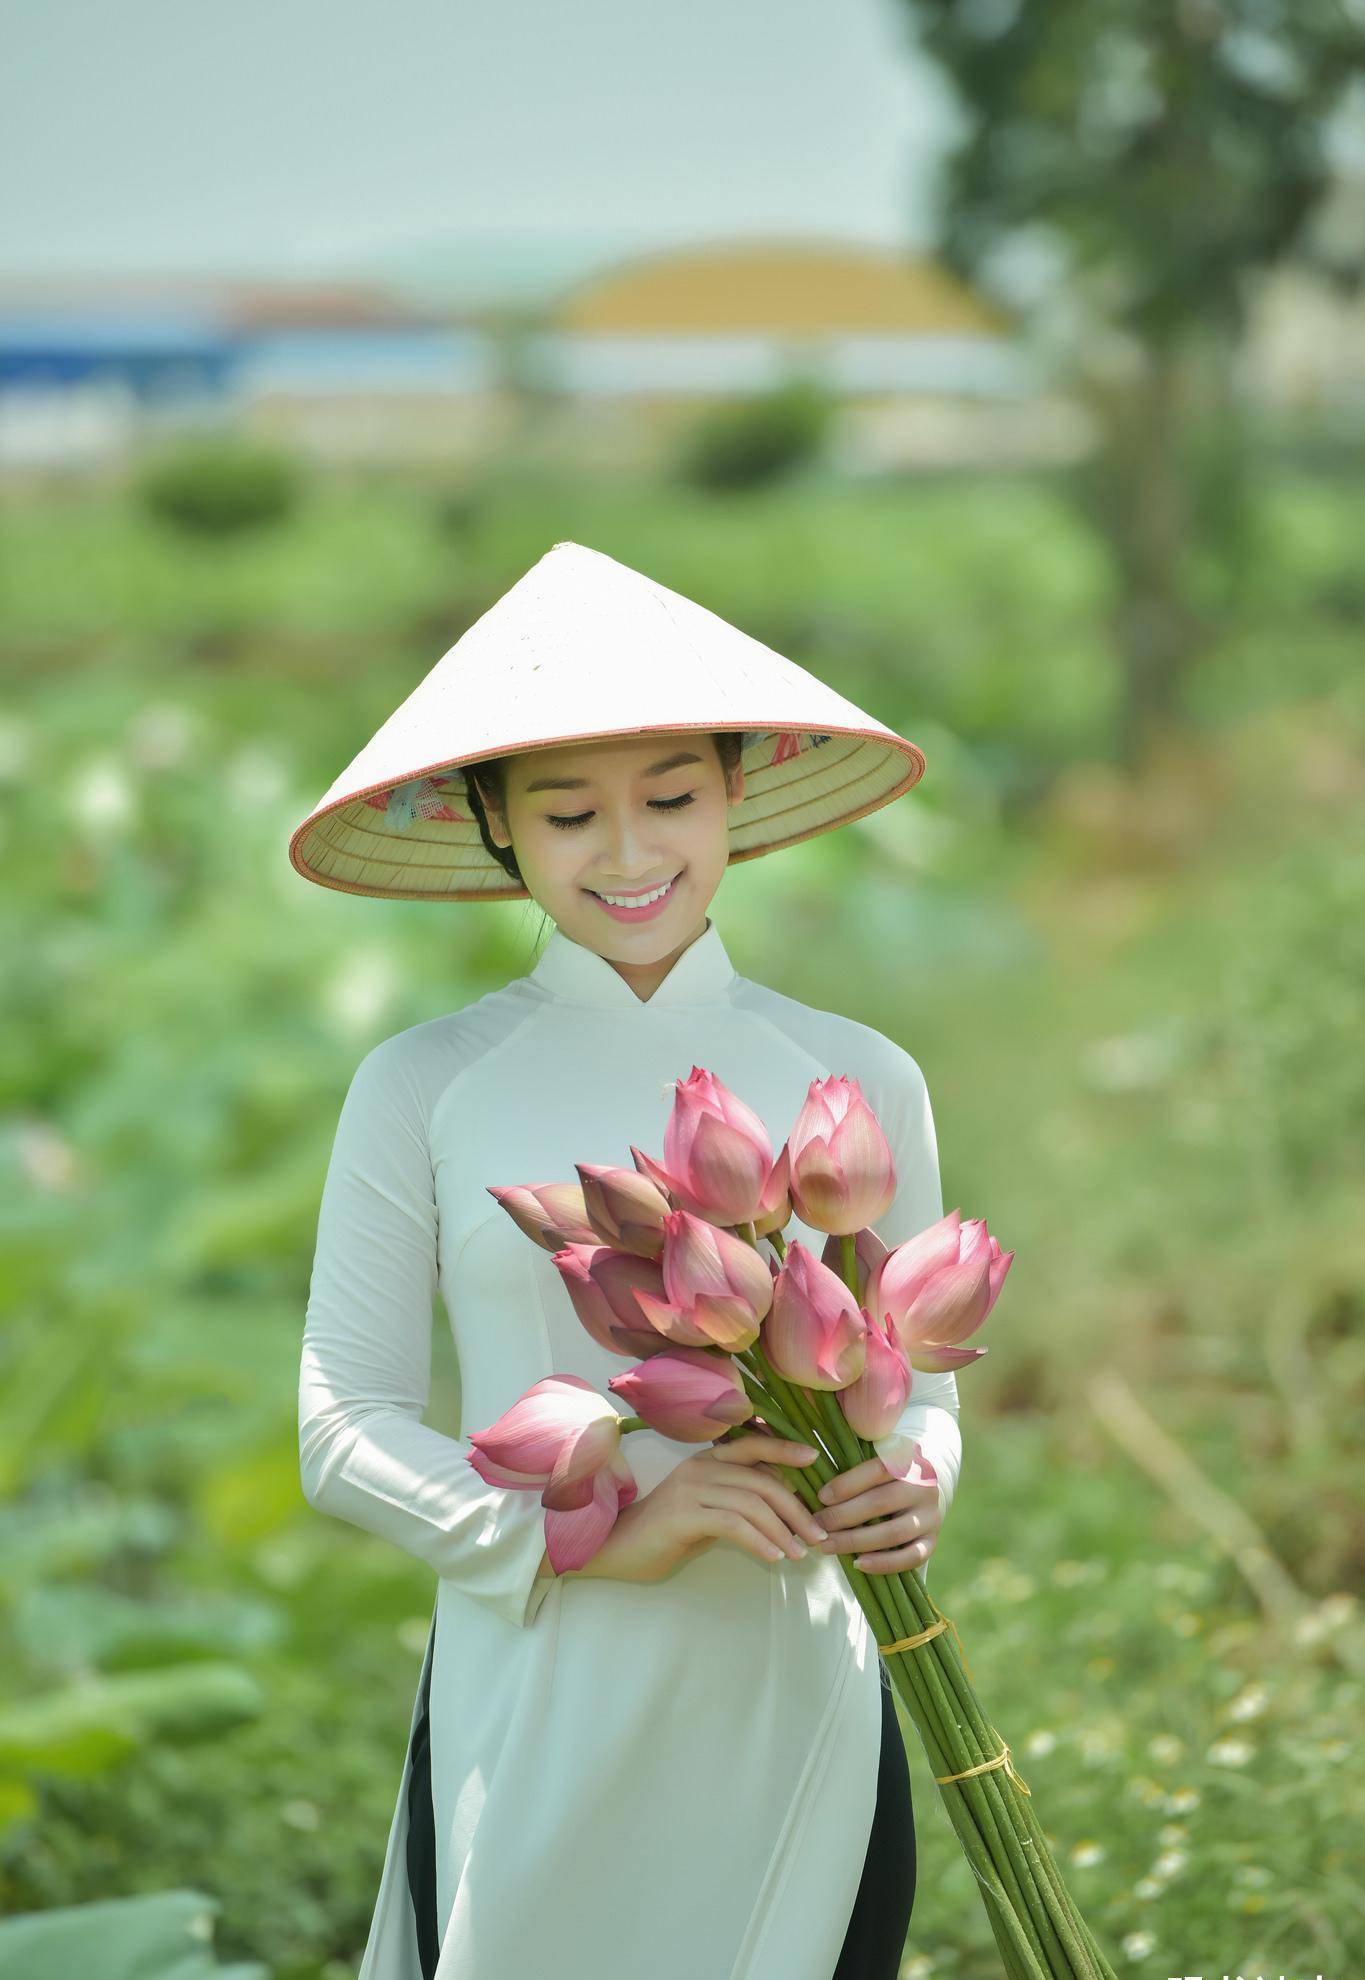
[596,879,674,907]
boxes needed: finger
[815,1457,896,1507]
[709,1506,797,1566]
[742,1470,830,1547]
[702,1485,811,1561]
[818,1510,923,1556]
[715,1435,819,1467]
[815,1481,915,1532]
[851,1535,936,1574]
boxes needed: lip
[584,874,681,923]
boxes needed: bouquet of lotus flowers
[467,1066,1116,1980]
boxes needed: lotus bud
[786,1076,896,1235]
[764,1239,868,1390]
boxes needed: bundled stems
[733,1358,1052,1980]
[722,1225,1116,1979]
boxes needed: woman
[292,541,964,1980]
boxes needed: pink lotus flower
[655,1066,778,1227]
[465,1374,638,1573]
[608,1345,753,1441]
[630,1210,774,1353]
[786,1076,897,1236]
[575,1163,671,1260]
[837,1312,914,1441]
[764,1239,868,1390]
[750,1142,793,1238]
[865,1209,1011,1372]
[487,1181,601,1252]
[552,1245,673,1360]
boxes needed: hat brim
[288,723,925,903]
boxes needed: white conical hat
[288,539,926,901]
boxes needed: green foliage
[672,375,836,491]
[902,2,1365,346]
[0,1889,265,1980]
[135,437,303,538]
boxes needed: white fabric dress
[298,916,963,1980]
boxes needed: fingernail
[818,1484,833,1503]
[810,1525,828,1541]
[787,1538,808,1559]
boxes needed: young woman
[292,542,964,1980]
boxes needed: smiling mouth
[586,876,681,902]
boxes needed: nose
[600,808,660,880]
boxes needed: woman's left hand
[813,1456,941,1574]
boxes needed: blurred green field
[1,463,1362,1979]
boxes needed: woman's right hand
[574,1434,829,1584]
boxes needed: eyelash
[545,794,697,831]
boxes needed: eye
[545,793,697,831]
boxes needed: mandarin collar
[524,916,738,1009]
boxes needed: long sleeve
[298,1039,555,1630]
[864,1040,964,1552]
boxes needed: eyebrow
[521,750,705,794]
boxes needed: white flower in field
[1233,1865,1271,1887]
[1158,1823,1187,1846]
[1206,1737,1254,1767]
[1121,1932,1155,1960]
[899,1956,936,1979]
[1079,1725,1119,1765]
[1153,1849,1187,1877]
[71,755,135,832]
[1025,1729,1057,1757]
[1147,1733,1183,1765]
[1226,1681,1270,1722]
[1153,1560,1207,1593]
[1293,1592,1357,1644]
[227,742,290,809]
[1070,1840,1105,1868]
[0,714,32,782]
[128,700,197,769]
[282,1799,322,1830]
[1133,1876,1164,1900]
[16,1118,81,1192]
[1165,1786,1201,1812]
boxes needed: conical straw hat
[288,539,926,902]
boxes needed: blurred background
[3,3,1364,1976]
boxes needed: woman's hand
[573,1433,828,1584]
[813,1455,942,1574]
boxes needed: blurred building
[3,215,1361,478]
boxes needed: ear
[727,760,745,807]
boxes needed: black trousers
[404,1642,915,1980]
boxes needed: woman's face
[480,732,744,974]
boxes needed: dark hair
[463,731,746,894]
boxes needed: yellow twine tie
[876,1592,1032,1797]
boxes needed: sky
[1,0,960,298]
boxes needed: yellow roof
[554,238,1011,337]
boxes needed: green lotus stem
[732,1220,1113,1974]
[738,1228,1056,1975]
[734,1358,1049,1980]
[826,1225,1112,1977]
